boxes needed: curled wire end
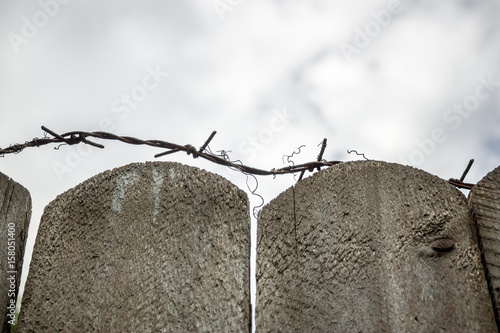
[282,145,306,165]
[216,149,231,160]
[283,145,306,182]
[347,149,369,160]
[54,144,67,150]
[247,174,265,220]
[212,148,264,220]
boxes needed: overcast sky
[1,0,499,328]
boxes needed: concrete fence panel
[17,162,250,332]
[0,173,31,333]
[257,160,496,332]
[469,165,500,326]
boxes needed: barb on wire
[460,159,474,182]
[448,159,475,190]
[347,149,369,160]
[41,126,72,145]
[296,139,328,182]
[447,179,474,190]
[199,131,217,154]
[317,138,327,170]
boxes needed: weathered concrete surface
[18,162,249,332]
[469,165,500,328]
[0,173,31,333]
[257,160,496,332]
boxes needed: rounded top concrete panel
[19,161,250,332]
[258,160,496,332]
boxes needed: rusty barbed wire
[0,126,342,176]
[0,126,476,190]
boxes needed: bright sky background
[1,0,499,330]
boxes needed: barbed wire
[0,126,475,190]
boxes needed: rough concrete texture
[257,160,496,332]
[469,165,500,328]
[0,173,31,333]
[18,162,249,332]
